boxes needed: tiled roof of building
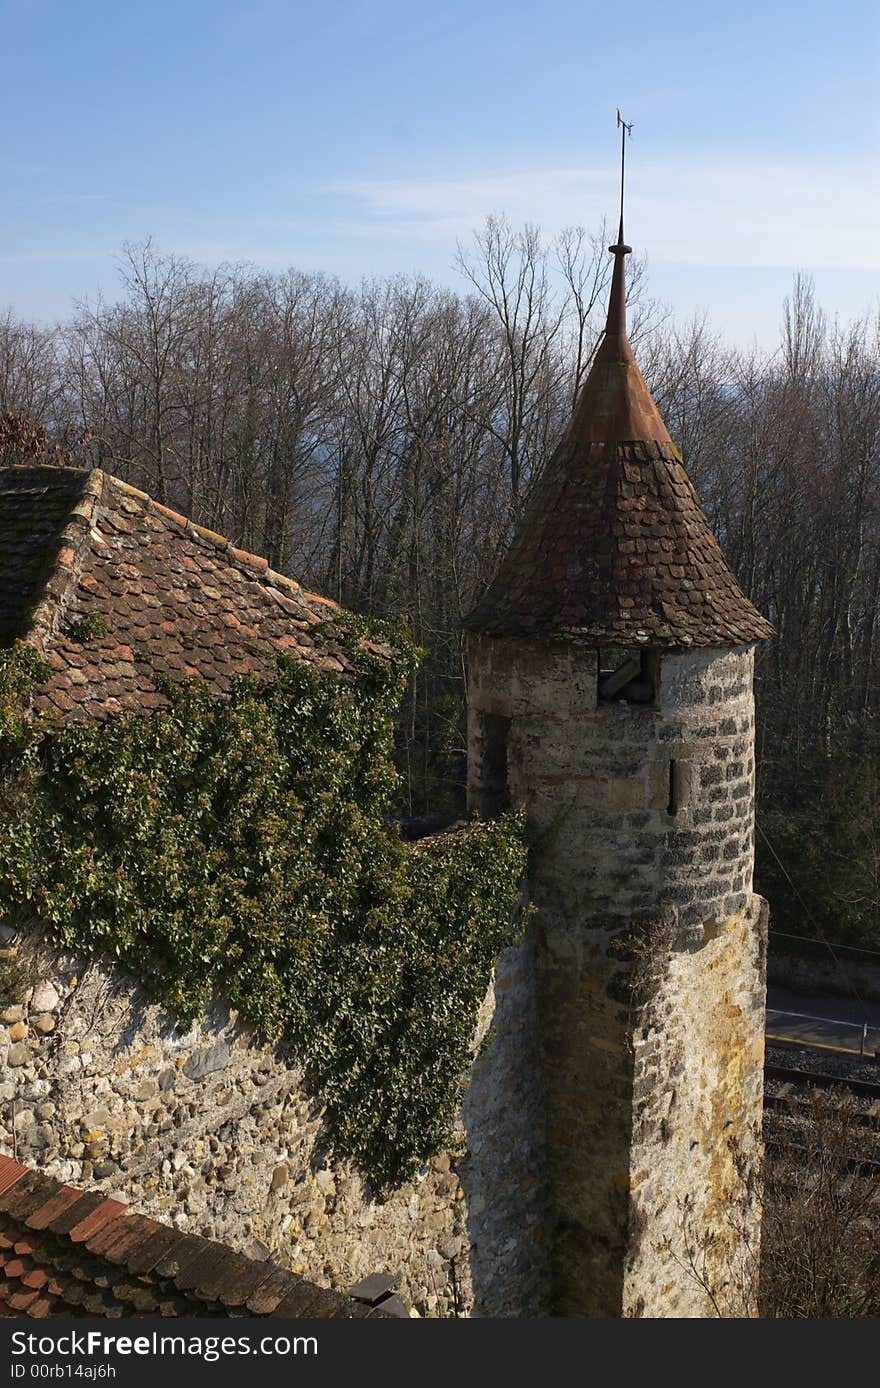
[464,233,774,649]
[0,466,385,720]
[0,1155,387,1318]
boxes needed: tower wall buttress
[466,633,767,1317]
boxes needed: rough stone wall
[626,896,767,1317]
[467,634,767,1317]
[461,921,549,1314]
[468,637,756,926]
[0,924,547,1318]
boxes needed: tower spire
[562,110,671,443]
[464,112,775,648]
[605,110,633,344]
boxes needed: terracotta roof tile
[0,467,90,644]
[121,1224,188,1277]
[274,1283,351,1317]
[174,1244,236,1295]
[97,1214,164,1266]
[0,1156,377,1319]
[244,1266,298,1314]
[23,1295,54,1318]
[152,1233,217,1283]
[43,1192,106,1237]
[0,1171,60,1223]
[8,1288,40,1313]
[201,1253,274,1307]
[67,1198,127,1244]
[0,1167,27,1200]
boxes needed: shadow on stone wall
[457,923,550,1317]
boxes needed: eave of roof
[0,1154,386,1318]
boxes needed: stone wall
[0,921,548,1318]
[467,637,756,927]
[461,921,549,1314]
[467,634,767,1317]
[626,895,767,1317]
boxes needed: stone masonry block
[606,777,645,814]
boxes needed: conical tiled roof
[464,230,774,648]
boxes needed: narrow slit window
[667,759,687,816]
[479,713,510,819]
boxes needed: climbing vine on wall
[0,627,527,1189]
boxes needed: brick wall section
[467,633,768,1317]
[0,925,547,1318]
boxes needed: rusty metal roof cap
[566,230,671,447]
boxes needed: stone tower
[464,220,774,1317]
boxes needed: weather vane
[616,109,633,244]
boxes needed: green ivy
[65,614,109,644]
[0,643,50,746]
[0,630,526,1189]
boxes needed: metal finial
[615,109,633,246]
[602,111,634,345]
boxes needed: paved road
[766,984,880,1058]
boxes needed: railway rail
[762,1060,880,1189]
[764,1135,880,1184]
[764,1089,880,1131]
[764,1062,880,1102]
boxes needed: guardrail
[766,1006,877,1059]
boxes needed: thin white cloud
[328,157,880,271]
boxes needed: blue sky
[1,0,877,347]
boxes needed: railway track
[764,1062,880,1102]
[764,1063,880,1129]
[764,1135,880,1184]
[763,1061,880,1186]
[764,1089,880,1131]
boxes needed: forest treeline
[0,222,878,948]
